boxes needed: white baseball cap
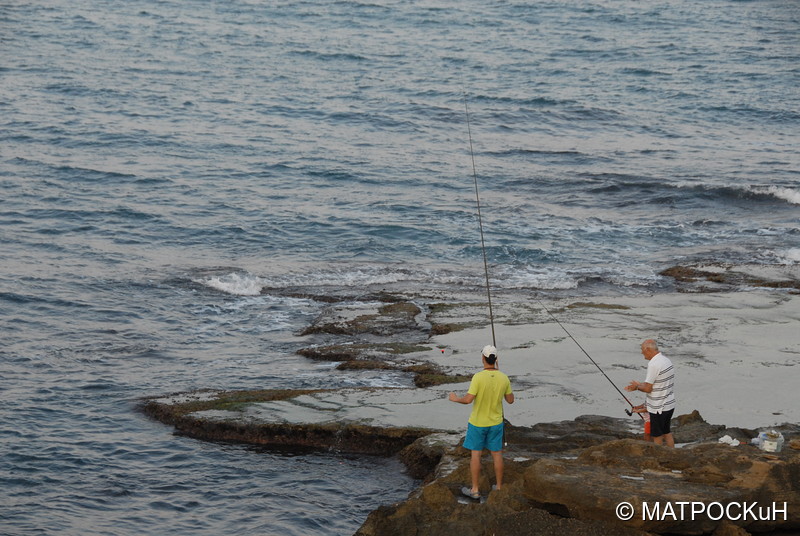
[482,345,497,358]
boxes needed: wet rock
[660,264,800,293]
[404,363,471,388]
[300,300,424,337]
[430,322,470,335]
[140,388,434,456]
[292,295,477,388]
[297,342,433,363]
[297,345,363,361]
[336,359,397,371]
[296,345,470,387]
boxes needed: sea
[1,0,798,534]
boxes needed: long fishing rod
[462,81,644,420]
[535,298,643,419]
[463,87,505,450]
[461,85,638,419]
[462,89,496,347]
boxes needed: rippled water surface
[1,0,798,534]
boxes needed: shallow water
[1,0,798,534]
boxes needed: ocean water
[1,0,798,534]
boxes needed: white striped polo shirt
[644,352,675,414]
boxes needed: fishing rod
[462,86,507,448]
[462,88,496,347]
[535,298,643,419]
[461,85,638,420]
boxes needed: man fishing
[448,345,514,499]
[625,339,676,447]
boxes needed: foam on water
[195,272,267,296]
[777,248,800,265]
[763,186,800,206]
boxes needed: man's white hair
[642,339,659,352]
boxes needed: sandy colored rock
[522,439,800,534]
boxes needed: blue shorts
[463,422,504,452]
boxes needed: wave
[698,104,800,123]
[192,266,424,296]
[591,179,800,207]
[194,272,268,296]
[692,184,800,206]
[494,263,662,291]
[288,49,371,63]
[759,186,800,206]
[189,262,670,299]
[7,157,139,182]
[785,249,800,263]
[773,248,800,265]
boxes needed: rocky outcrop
[300,301,425,337]
[140,388,437,455]
[293,294,472,386]
[523,439,799,534]
[140,386,798,536]
[660,264,800,293]
[358,415,800,536]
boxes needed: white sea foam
[763,186,800,205]
[263,266,413,288]
[497,264,660,291]
[197,272,266,296]
[679,182,800,206]
[501,266,581,290]
[776,248,800,264]
[742,185,800,205]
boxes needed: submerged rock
[292,294,471,387]
[299,299,425,337]
[660,264,800,293]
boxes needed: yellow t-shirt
[467,369,512,427]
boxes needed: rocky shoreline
[367,417,800,536]
[141,271,800,535]
[141,389,799,535]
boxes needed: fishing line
[535,298,643,419]
[462,87,496,347]
[462,85,506,448]
[461,84,638,420]
[460,87,639,454]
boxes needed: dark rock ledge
[660,264,800,293]
[287,293,478,387]
[140,388,437,458]
[141,389,800,536]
